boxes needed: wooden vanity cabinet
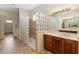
[64,39,78,54]
[44,34,78,54]
[44,34,64,54]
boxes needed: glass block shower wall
[36,12,45,32]
[34,12,52,32]
[19,17,29,44]
[34,12,53,52]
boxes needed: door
[54,37,64,54]
[4,20,13,34]
[64,39,78,54]
[44,34,53,52]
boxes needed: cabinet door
[44,34,53,52]
[64,39,78,54]
[54,37,64,54]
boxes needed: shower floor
[27,37,36,50]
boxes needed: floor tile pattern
[0,34,50,54]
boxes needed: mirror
[60,17,79,33]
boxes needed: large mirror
[59,17,79,33]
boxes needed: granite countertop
[44,31,79,41]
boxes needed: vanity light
[62,17,73,20]
[50,7,77,16]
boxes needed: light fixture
[50,7,75,16]
[5,20,13,23]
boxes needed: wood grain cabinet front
[44,34,53,52]
[44,34,78,54]
[64,39,78,54]
[44,34,64,54]
[53,37,64,54]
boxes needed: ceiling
[0,4,40,12]
[0,4,78,13]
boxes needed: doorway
[4,20,13,36]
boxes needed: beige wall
[0,15,4,39]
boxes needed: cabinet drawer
[44,38,52,43]
[44,34,52,40]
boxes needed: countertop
[44,31,79,41]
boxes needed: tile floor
[27,37,36,50]
[0,34,50,54]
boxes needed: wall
[0,15,4,39]
[0,9,19,38]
